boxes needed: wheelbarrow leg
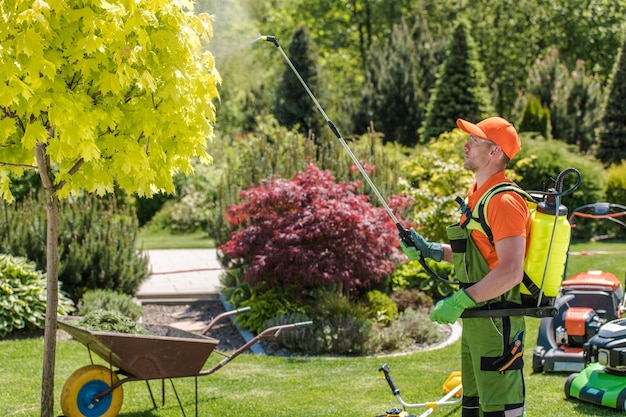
[195,376,199,417]
[169,378,188,417]
[145,380,158,409]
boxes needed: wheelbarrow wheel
[61,365,123,417]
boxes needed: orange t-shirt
[461,172,531,270]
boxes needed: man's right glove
[430,289,477,324]
[400,228,443,262]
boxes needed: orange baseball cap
[456,116,521,159]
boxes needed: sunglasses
[468,135,496,147]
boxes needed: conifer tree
[274,24,324,140]
[354,16,444,147]
[596,37,626,165]
[518,95,551,139]
[420,21,494,142]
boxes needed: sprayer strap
[522,272,541,299]
[473,183,535,245]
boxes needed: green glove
[430,289,477,324]
[400,228,443,262]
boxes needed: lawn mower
[532,202,626,373]
[564,317,626,410]
[376,364,462,417]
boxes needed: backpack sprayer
[458,169,581,318]
[257,35,581,318]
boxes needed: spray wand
[257,35,426,266]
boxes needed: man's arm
[464,235,525,303]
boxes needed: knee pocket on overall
[480,331,524,372]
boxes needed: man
[403,116,531,417]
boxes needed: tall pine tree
[274,24,324,140]
[420,20,494,142]
[596,37,626,165]
[353,16,444,147]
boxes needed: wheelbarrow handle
[258,321,313,339]
[200,320,313,377]
[202,307,252,335]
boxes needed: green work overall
[447,219,525,417]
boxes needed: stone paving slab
[136,249,224,303]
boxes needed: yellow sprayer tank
[522,201,571,297]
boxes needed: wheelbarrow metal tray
[58,318,219,380]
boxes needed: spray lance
[257,35,443,280]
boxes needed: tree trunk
[36,142,60,417]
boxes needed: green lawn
[5,239,624,416]
[2,317,623,417]
[566,240,626,280]
[135,228,215,250]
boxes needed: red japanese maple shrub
[219,163,403,296]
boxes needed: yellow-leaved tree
[0,1,220,415]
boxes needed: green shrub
[264,311,314,353]
[305,292,372,355]
[366,290,399,324]
[599,161,626,238]
[0,193,149,302]
[366,308,445,354]
[235,289,306,335]
[390,288,434,312]
[311,314,372,355]
[0,254,74,337]
[260,291,373,355]
[77,310,149,335]
[605,161,626,207]
[144,164,221,234]
[266,311,372,356]
[392,259,455,301]
[78,289,143,321]
[512,133,606,239]
[399,129,473,243]
[518,94,551,138]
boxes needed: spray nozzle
[259,35,279,47]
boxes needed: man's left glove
[430,289,477,324]
[400,228,443,262]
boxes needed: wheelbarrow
[377,364,462,417]
[57,307,312,417]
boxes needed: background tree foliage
[596,38,626,165]
[199,0,626,158]
[513,49,604,153]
